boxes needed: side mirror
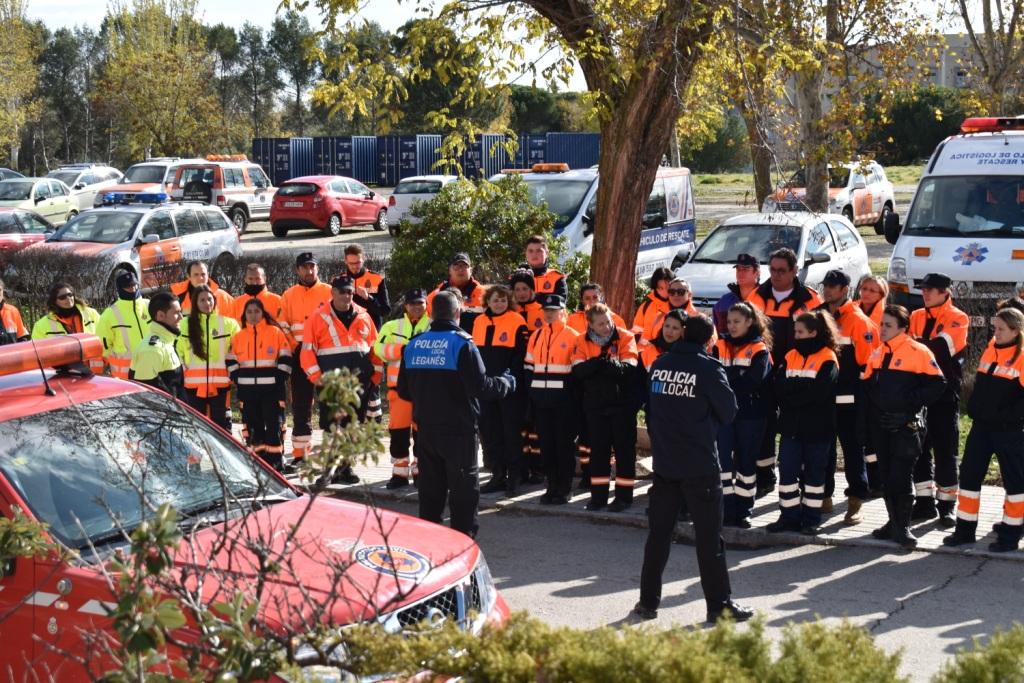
[805,252,831,266]
[73,183,85,190]
[852,180,866,190]
[2,559,14,577]
[139,233,159,244]
[582,213,594,237]
[884,211,902,245]
[365,191,375,199]
[34,195,44,204]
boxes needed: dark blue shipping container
[289,137,314,180]
[312,137,334,175]
[545,132,600,169]
[463,134,509,179]
[333,136,354,177]
[513,133,547,168]
[398,136,418,180]
[251,138,274,179]
[377,135,400,186]
[271,138,292,186]
[415,134,443,175]
[351,136,377,184]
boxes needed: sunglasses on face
[668,289,689,296]
[57,293,75,300]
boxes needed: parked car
[385,175,459,235]
[0,334,507,681]
[47,164,123,212]
[0,208,52,264]
[0,168,24,180]
[762,161,896,234]
[168,155,276,233]
[0,178,77,226]
[270,175,390,238]
[93,157,204,207]
[677,212,871,313]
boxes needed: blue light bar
[134,192,168,204]
[100,191,168,206]
[101,192,125,205]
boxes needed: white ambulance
[886,116,1024,321]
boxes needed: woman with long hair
[177,284,240,429]
[767,310,839,535]
[943,308,1024,553]
[713,303,774,527]
[856,275,889,327]
[31,281,103,372]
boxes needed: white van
[886,116,1024,320]
[493,164,697,278]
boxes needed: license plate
[284,201,303,207]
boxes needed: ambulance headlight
[888,257,907,285]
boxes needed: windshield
[788,167,851,189]
[49,211,141,244]
[277,183,317,196]
[905,175,1024,237]
[0,391,290,552]
[393,180,442,195]
[523,178,593,231]
[48,171,80,186]
[0,214,19,233]
[692,224,803,264]
[124,164,167,184]
[0,181,33,200]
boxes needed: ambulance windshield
[0,391,292,555]
[905,175,1024,236]
[523,178,593,231]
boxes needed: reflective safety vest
[909,295,969,397]
[515,300,545,333]
[177,312,240,396]
[281,281,332,345]
[966,338,1024,430]
[862,332,946,416]
[226,320,292,391]
[96,299,150,379]
[746,280,821,363]
[824,299,879,405]
[525,319,579,393]
[859,299,885,328]
[171,280,235,315]
[631,292,669,337]
[300,305,377,386]
[31,304,103,372]
[531,267,566,296]
[714,337,771,368]
[0,302,28,345]
[130,321,183,387]
[231,289,284,323]
[641,301,715,348]
[374,314,431,388]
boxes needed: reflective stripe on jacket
[909,295,969,399]
[525,319,579,396]
[300,305,377,386]
[177,312,240,396]
[374,314,432,388]
[96,299,150,379]
[31,304,103,372]
[281,281,332,344]
[226,319,292,393]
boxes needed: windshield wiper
[911,225,962,234]
[74,526,136,552]
[689,257,723,264]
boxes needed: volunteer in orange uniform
[631,267,672,339]
[171,260,234,314]
[944,307,1024,553]
[713,253,760,336]
[856,275,888,328]
[862,305,946,550]
[343,243,390,330]
[176,285,239,430]
[227,298,292,470]
[510,269,544,333]
[745,247,821,497]
[96,272,150,380]
[426,253,485,333]
[766,311,838,535]
[474,285,529,496]
[568,283,625,334]
[374,288,431,489]
[300,275,378,485]
[0,278,28,345]
[281,252,332,465]
[526,293,580,504]
[231,263,283,322]
[522,234,567,299]
[641,278,713,350]
[909,272,969,527]
[818,269,880,523]
[573,302,642,511]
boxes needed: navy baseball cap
[822,269,851,287]
[734,253,758,268]
[920,272,952,290]
[331,275,355,291]
[404,288,427,303]
[296,252,317,266]
[449,253,471,266]
[538,293,565,310]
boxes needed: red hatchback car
[270,175,390,238]
[0,207,51,264]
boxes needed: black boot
[911,496,937,521]
[871,495,895,539]
[936,499,956,528]
[480,473,507,494]
[942,519,976,547]
[892,495,918,550]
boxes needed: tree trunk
[795,68,828,213]
[739,104,773,210]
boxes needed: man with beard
[130,291,185,399]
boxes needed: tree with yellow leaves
[0,0,40,169]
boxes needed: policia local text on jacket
[639,334,741,621]
[398,316,514,537]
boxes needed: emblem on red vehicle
[354,545,431,580]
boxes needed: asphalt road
[376,498,1020,683]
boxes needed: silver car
[47,164,123,212]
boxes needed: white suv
[47,164,123,212]
[763,161,896,234]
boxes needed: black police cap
[296,252,317,266]
[920,272,952,290]
[331,275,355,291]
[538,293,565,310]
[822,269,851,287]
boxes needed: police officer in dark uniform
[397,290,515,537]
[635,314,753,624]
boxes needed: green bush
[683,113,751,174]
[934,624,1024,683]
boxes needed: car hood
[172,496,480,632]
[30,241,122,257]
[771,187,845,201]
[102,182,163,194]
[0,199,31,208]
[674,262,736,304]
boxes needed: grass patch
[883,164,925,185]
[869,259,888,276]
[696,218,718,241]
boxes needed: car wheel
[328,213,343,236]
[374,209,388,232]
[842,207,854,224]
[230,207,248,234]
[388,217,400,237]
[874,203,892,235]
[271,222,289,238]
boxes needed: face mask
[794,337,821,356]
[244,283,266,296]
[118,287,140,301]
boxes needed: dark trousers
[588,408,638,505]
[956,426,1024,545]
[290,355,315,458]
[639,473,731,612]
[826,406,870,500]
[871,421,923,499]
[756,399,779,486]
[479,395,525,483]
[718,418,764,522]
[534,398,576,496]
[415,430,480,537]
[317,381,370,430]
[915,400,960,504]
[778,436,831,526]
[185,387,231,431]
[241,391,285,469]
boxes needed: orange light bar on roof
[205,154,249,161]
[531,163,570,173]
[960,116,1024,134]
[0,334,103,378]
[500,168,530,174]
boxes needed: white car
[677,212,871,312]
[47,164,123,212]
[385,175,459,235]
[762,161,896,234]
